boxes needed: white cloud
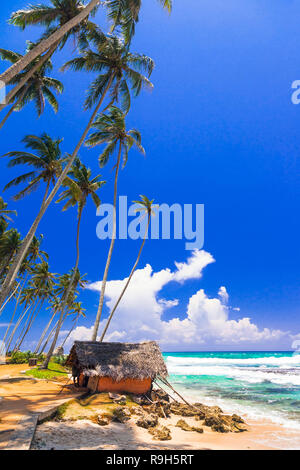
[218,286,229,304]
[67,250,287,351]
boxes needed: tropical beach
[0,0,300,453]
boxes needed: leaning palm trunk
[1,275,27,345]
[40,320,59,354]
[0,74,114,308]
[43,208,83,369]
[60,313,79,349]
[14,299,42,351]
[0,0,100,86]
[3,305,30,354]
[100,214,150,341]
[91,143,122,341]
[0,44,57,113]
[0,84,30,129]
[34,310,57,354]
[0,181,50,308]
[0,281,20,317]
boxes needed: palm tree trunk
[0,73,115,309]
[11,302,35,352]
[0,281,19,317]
[60,313,79,348]
[91,141,122,341]
[0,84,30,127]
[1,275,27,344]
[34,310,56,354]
[99,214,150,342]
[15,299,42,351]
[0,181,50,308]
[4,305,30,354]
[42,206,83,369]
[0,0,100,85]
[0,45,57,113]
[40,320,58,354]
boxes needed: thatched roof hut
[66,341,168,394]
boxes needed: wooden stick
[153,380,176,402]
[157,375,199,411]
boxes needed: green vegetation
[9,350,44,364]
[25,361,67,379]
[0,0,171,367]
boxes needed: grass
[24,361,68,380]
[55,392,139,421]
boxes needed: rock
[151,389,170,403]
[97,415,110,426]
[170,402,200,417]
[176,419,193,431]
[176,419,203,433]
[109,393,127,405]
[231,414,245,424]
[112,406,131,423]
[136,413,158,429]
[149,425,172,441]
[130,406,144,416]
[131,395,145,405]
[211,423,230,433]
[145,402,171,418]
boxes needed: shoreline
[31,404,300,451]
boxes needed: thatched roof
[66,341,168,381]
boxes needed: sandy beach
[31,407,300,450]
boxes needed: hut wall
[97,376,152,394]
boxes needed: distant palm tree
[0,229,22,280]
[100,195,155,341]
[14,261,56,351]
[0,133,64,305]
[0,43,64,129]
[0,197,17,224]
[42,159,104,368]
[85,105,145,341]
[60,300,86,349]
[1,1,98,109]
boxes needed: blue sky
[0,0,300,351]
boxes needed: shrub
[9,350,44,364]
[51,354,67,366]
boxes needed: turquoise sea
[163,351,300,449]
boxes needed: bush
[9,350,44,364]
[51,355,67,366]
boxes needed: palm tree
[0,1,98,109]
[0,134,64,306]
[85,105,145,340]
[0,229,22,280]
[34,298,57,354]
[14,261,56,351]
[62,30,154,113]
[0,32,153,309]
[0,43,64,129]
[0,197,17,225]
[41,269,86,361]
[107,0,172,44]
[0,0,171,87]
[42,161,103,368]
[99,195,155,341]
[60,300,85,349]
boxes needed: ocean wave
[165,354,300,368]
[168,364,300,385]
